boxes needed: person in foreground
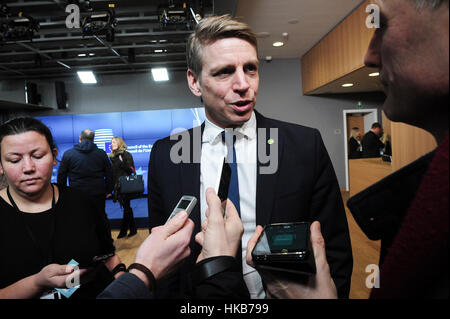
[0,117,123,299]
[148,13,352,299]
[246,0,449,299]
[98,188,249,299]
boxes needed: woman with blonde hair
[348,127,363,159]
[109,137,137,238]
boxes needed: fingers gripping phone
[251,222,316,275]
[79,252,114,268]
[166,195,197,224]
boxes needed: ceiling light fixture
[77,71,97,84]
[369,72,380,77]
[342,83,354,88]
[151,68,169,82]
[273,41,284,47]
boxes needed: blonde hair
[110,137,127,157]
[186,14,258,77]
[350,127,361,140]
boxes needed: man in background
[58,129,113,214]
[362,122,385,157]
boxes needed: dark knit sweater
[371,134,449,298]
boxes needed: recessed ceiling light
[273,41,284,47]
[77,71,97,84]
[151,68,169,82]
[78,53,86,57]
[154,49,163,53]
[369,72,380,77]
[342,83,354,87]
[89,53,95,56]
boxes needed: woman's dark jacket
[110,150,135,201]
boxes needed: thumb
[50,264,75,277]
[195,231,204,247]
[164,210,188,238]
[310,221,328,271]
[246,225,264,267]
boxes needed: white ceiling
[235,0,365,60]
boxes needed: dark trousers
[119,198,136,235]
[91,194,112,235]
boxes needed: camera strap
[7,185,57,266]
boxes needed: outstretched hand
[246,221,337,299]
[195,188,244,263]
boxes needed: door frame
[343,108,379,191]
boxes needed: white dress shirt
[200,111,266,299]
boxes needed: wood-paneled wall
[301,0,374,94]
[391,122,437,171]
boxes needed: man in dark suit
[148,15,352,299]
[362,122,385,158]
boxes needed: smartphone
[217,158,231,216]
[166,195,197,224]
[79,252,114,268]
[251,222,316,275]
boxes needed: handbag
[118,167,144,196]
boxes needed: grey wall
[256,59,385,188]
[0,58,385,188]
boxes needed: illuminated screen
[266,224,307,253]
[36,107,205,195]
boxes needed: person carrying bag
[109,137,139,238]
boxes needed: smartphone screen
[253,223,308,255]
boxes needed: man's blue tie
[222,130,243,273]
[223,130,240,216]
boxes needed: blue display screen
[36,107,205,195]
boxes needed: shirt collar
[202,111,257,144]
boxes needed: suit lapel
[255,111,284,226]
[179,123,204,235]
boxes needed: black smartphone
[217,158,231,216]
[79,252,114,268]
[251,222,316,275]
[217,159,231,202]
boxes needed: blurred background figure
[57,129,113,216]
[109,137,137,239]
[362,122,385,158]
[348,127,363,159]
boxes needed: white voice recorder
[165,195,197,224]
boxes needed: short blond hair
[186,14,258,77]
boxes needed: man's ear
[187,69,202,97]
